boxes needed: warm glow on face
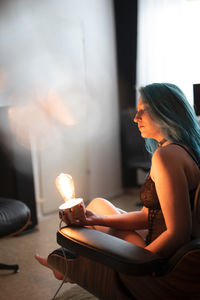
[55,173,75,201]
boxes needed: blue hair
[139,83,200,164]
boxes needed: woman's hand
[81,209,102,225]
[59,206,102,226]
[59,209,73,226]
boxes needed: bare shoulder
[151,144,186,180]
[152,144,183,165]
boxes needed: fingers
[79,204,87,223]
[59,204,87,226]
[59,210,71,226]
[70,204,85,225]
[67,208,73,223]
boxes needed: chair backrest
[192,182,200,238]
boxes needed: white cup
[59,198,85,220]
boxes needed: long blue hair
[139,83,200,164]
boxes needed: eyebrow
[136,104,149,111]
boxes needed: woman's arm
[61,204,149,231]
[146,147,192,257]
[83,206,149,231]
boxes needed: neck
[157,138,167,147]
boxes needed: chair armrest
[57,226,167,276]
[168,239,200,271]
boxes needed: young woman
[35,82,200,280]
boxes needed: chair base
[0,263,19,273]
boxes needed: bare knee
[87,197,109,209]
[87,197,119,215]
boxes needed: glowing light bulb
[55,173,75,201]
[56,173,86,220]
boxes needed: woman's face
[134,97,163,141]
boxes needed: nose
[134,111,140,123]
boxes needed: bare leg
[34,253,75,283]
[34,254,66,280]
[86,197,146,248]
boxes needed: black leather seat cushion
[0,197,30,238]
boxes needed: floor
[0,188,140,300]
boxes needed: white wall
[137,0,200,104]
[0,0,122,216]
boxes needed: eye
[137,109,145,114]
[143,107,151,114]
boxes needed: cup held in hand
[59,198,85,220]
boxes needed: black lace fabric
[140,144,198,245]
[140,176,166,245]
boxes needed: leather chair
[48,184,200,299]
[0,197,31,273]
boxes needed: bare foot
[34,254,66,281]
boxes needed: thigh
[86,197,122,215]
[86,198,146,248]
[86,197,121,233]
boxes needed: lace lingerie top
[140,143,199,245]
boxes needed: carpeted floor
[57,285,99,300]
[0,189,140,300]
